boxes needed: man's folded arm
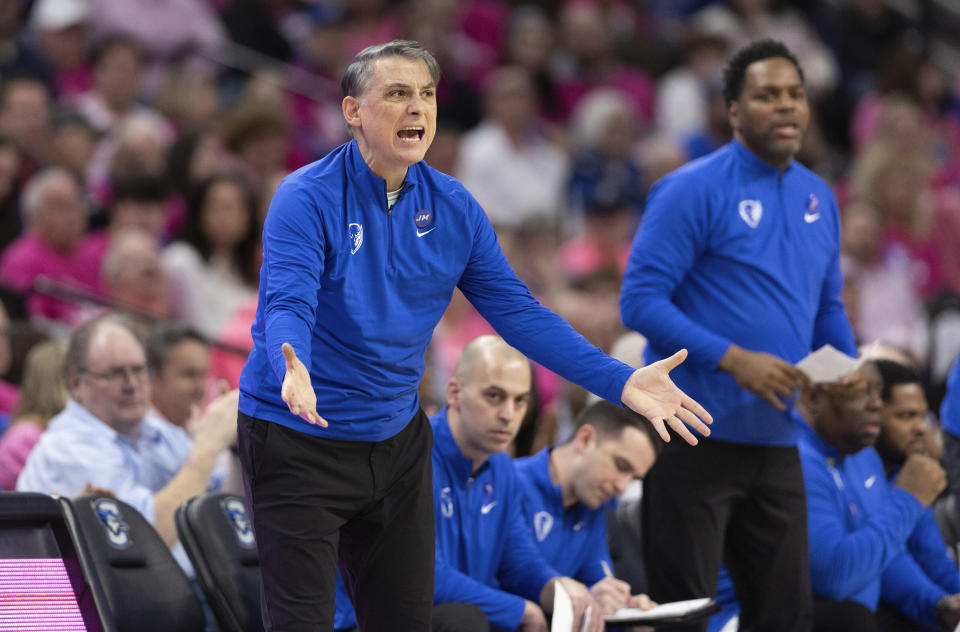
[880,551,947,629]
[806,463,924,598]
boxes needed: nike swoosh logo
[480,502,497,514]
[804,212,820,223]
[865,475,876,488]
[416,227,437,237]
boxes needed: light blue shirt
[17,399,222,576]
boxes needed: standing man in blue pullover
[236,40,712,632]
[798,361,960,631]
[619,39,856,630]
[514,400,659,616]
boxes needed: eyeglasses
[79,364,149,385]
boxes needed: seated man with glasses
[17,313,238,575]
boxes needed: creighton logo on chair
[93,498,131,549]
[221,498,255,548]
[738,199,763,228]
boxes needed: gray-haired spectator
[0,167,96,323]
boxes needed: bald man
[333,336,598,632]
[430,336,602,632]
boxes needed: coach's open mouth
[398,127,425,141]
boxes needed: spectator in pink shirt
[0,340,67,490]
[0,168,98,323]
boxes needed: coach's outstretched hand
[621,348,712,445]
[281,343,328,427]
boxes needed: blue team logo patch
[414,209,433,229]
[93,498,131,549]
[221,498,255,548]
[348,222,363,254]
[440,487,454,518]
[738,199,763,228]
[534,511,553,542]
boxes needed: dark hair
[181,173,259,286]
[63,313,143,384]
[721,39,804,104]
[568,400,663,456]
[112,171,170,204]
[220,103,288,155]
[50,107,96,135]
[90,34,145,69]
[875,359,922,402]
[145,322,205,373]
[166,132,202,196]
[341,39,441,99]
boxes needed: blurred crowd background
[0,0,959,456]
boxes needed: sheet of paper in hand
[551,580,575,632]
[604,597,718,624]
[796,344,872,383]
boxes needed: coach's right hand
[281,343,328,427]
[719,344,809,411]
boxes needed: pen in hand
[601,560,614,579]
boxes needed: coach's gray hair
[341,40,441,99]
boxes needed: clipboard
[603,597,720,625]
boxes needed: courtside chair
[62,493,205,632]
[176,492,264,632]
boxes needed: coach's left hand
[621,348,712,445]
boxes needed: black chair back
[65,494,205,632]
[176,492,263,632]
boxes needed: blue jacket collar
[730,138,795,177]
[529,447,564,504]
[798,413,840,461]
[433,407,490,482]
[346,139,421,205]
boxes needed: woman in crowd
[0,340,68,490]
[161,173,259,339]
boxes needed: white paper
[795,344,865,383]
[551,579,574,632]
[604,597,714,623]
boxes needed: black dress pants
[237,410,435,632]
[642,439,812,632]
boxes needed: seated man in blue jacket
[799,360,960,631]
[433,335,602,632]
[873,360,960,627]
[514,400,658,616]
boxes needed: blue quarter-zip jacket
[620,140,856,445]
[432,408,560,631]
[239,140,635,441]
[514,447,611,587]
[940,357,960,439]
[800,422,947,627]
